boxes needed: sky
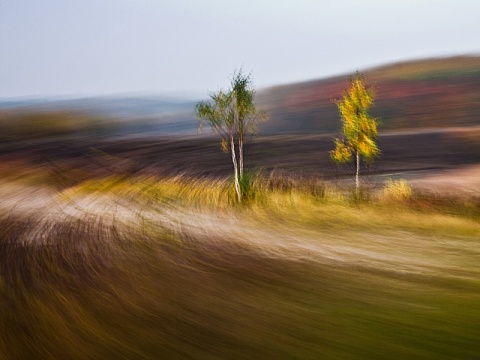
[1,0,479,99]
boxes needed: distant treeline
[0,109,116,140]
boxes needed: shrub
[350,186,372,204]
[382,178,413,202]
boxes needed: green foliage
[196,89,234,136]
[195,70,267,203]
[195,70,265,147]
[238,171,253,202]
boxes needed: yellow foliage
[220,139,229,153]
[330,139,352,163]
[382,179,413,202]
[331,72,379,165]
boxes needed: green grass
[1,174,480,359]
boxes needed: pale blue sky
[1,0,479,98]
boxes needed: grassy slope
[257,55,480,134]
[1,176,479,359]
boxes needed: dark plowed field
[2,127,479,185]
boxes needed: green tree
[331,72,379,192]
[196,70,266,203]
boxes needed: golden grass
[381,178,413,202]
[2,173,480,359]
[62,175,232,208]
[59,174,480,239]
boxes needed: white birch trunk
[238,137,244,179]
[230,135,241,203]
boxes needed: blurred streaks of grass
[1,173,480,359]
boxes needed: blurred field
[1,55,480,359]
[1,149,480,359]
[1,127,480,187]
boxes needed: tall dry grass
[1,172,480,359]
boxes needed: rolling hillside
[1,55,479,137]
[257,55,480,134]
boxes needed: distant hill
[0,96,200,136]
[256,55,480,134]
[1,55,479,137]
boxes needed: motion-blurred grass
[1,174,480,359]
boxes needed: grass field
[2,54,480,359]
[1,172,479,359]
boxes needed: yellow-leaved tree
[331,72,379,192]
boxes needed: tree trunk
[230,135,241,203]
[238,137,244,179]
[355,150,360,194]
